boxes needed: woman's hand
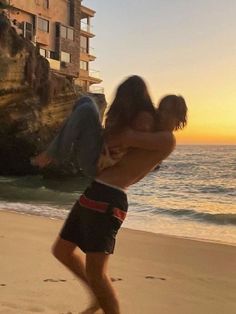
[106,128,134,150]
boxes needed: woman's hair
[157,95,188,130]
[105,75,155,132]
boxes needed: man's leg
[86,253,120,314]
[52,237,100,311]
[52,237,87,283]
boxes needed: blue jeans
[47,96,103,178]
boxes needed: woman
[33,75,155,177]
[98,94,187,172]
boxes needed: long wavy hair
[105,75,155,133]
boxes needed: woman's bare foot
[31,151,56,168]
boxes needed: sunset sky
[84,0,236,144]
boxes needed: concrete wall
[9,0,70,51]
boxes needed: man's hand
[107,129,175,152]
[31,151,55,168]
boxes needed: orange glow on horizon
[175,129,236,145]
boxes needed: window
[61,25,67,39]
[39,48,46,57]
[46,50,51,58]
[67,28,74,40]
[77,80,87,91]
[80,35,88,53]
[68,0,74,26]
[55,24,60,37]
[26,22,32,31]
[38,17,49,32]
[43,0,49,9]
[50,51,58,60]
[80,61,88,71]
[60,25,74,40]
[61,51,71,63]
[23,22,33,41]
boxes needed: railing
[89,69,100,79]
[89,47,95,56]
[80,47,87,53]
[80,46,95,56]
[81,21,93,34]
[89,85,104,94]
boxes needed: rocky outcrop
[0,13,106,176]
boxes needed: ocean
[0,145,235,245]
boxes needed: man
[51,129,175,314]
[33,80,185,313]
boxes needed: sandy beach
[0,211,236,314]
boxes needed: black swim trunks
[60,180,128,254]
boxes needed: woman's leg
[86,253,120,314]
[45,96,103,178]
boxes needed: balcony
[80,21,95,37]
[89,69,101,78]
[79,69,102,85]
[89,69,102,84]
[46,58,61,71]
[89,85,104,94]
[81,5,96,19]
[88,47,96,60]
[80,46,96,61]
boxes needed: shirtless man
[52,130,175,314]
[33,76,185,313]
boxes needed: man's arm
[107,128,176,152]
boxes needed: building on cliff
[4,0,102,93]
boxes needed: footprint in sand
[111,277,123,282]
[43,278,67,283]
[27,306,45,313]
[1,301,44,312]
[1,302,19,309]
[145,276,166,281]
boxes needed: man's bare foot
[80,301,102,314]
[31,151,56,168]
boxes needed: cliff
[0,12,106,176]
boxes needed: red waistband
[79,194,127,222]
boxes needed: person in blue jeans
[33,75,156,178]
[33,96,103,178]
[33,76,187,314]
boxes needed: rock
[0,13,106,176]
